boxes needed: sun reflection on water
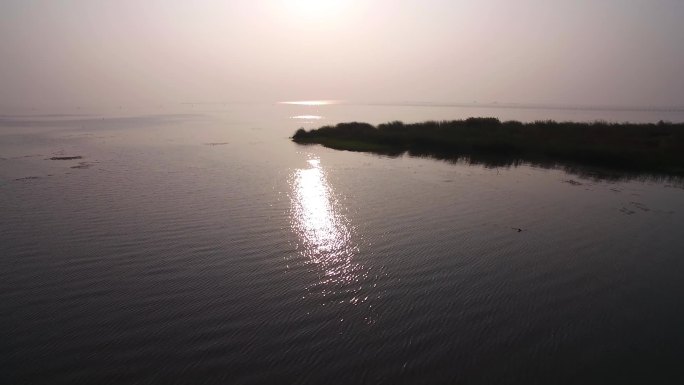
[280,100,339,106]
[291,115,323,120]
[290,158,369,305]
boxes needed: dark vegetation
[49,156,83,160]
[292,118,684,178]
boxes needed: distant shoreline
[292,118,684,177]
[358,101,684,113]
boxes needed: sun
[282,0,347,20]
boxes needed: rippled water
[2,104,684,384]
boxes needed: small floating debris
[15,176,40,181]
[564,179,582,186]
[8,154,43,159]
[629,202,650,212]
[71,162,95,169]
[50,156,83,160]
[511,227,524,233]
[204,142,229,146]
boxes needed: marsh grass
[292,118,684,177]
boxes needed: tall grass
[292,118,684,176]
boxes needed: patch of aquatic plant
[49,156,83,160]
[292,118,684,177]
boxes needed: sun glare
[280,100,339,106]
[281,0,348,20]
[290,158,362,293]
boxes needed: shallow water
[2,104,684,384]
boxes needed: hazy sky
[1,0,683,109]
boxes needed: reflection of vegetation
[292,118,684,178]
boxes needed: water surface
[2,103,684,384]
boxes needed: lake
[2,103,684,384]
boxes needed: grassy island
[292,118,684,177]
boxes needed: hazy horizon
[2,0,684,110]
